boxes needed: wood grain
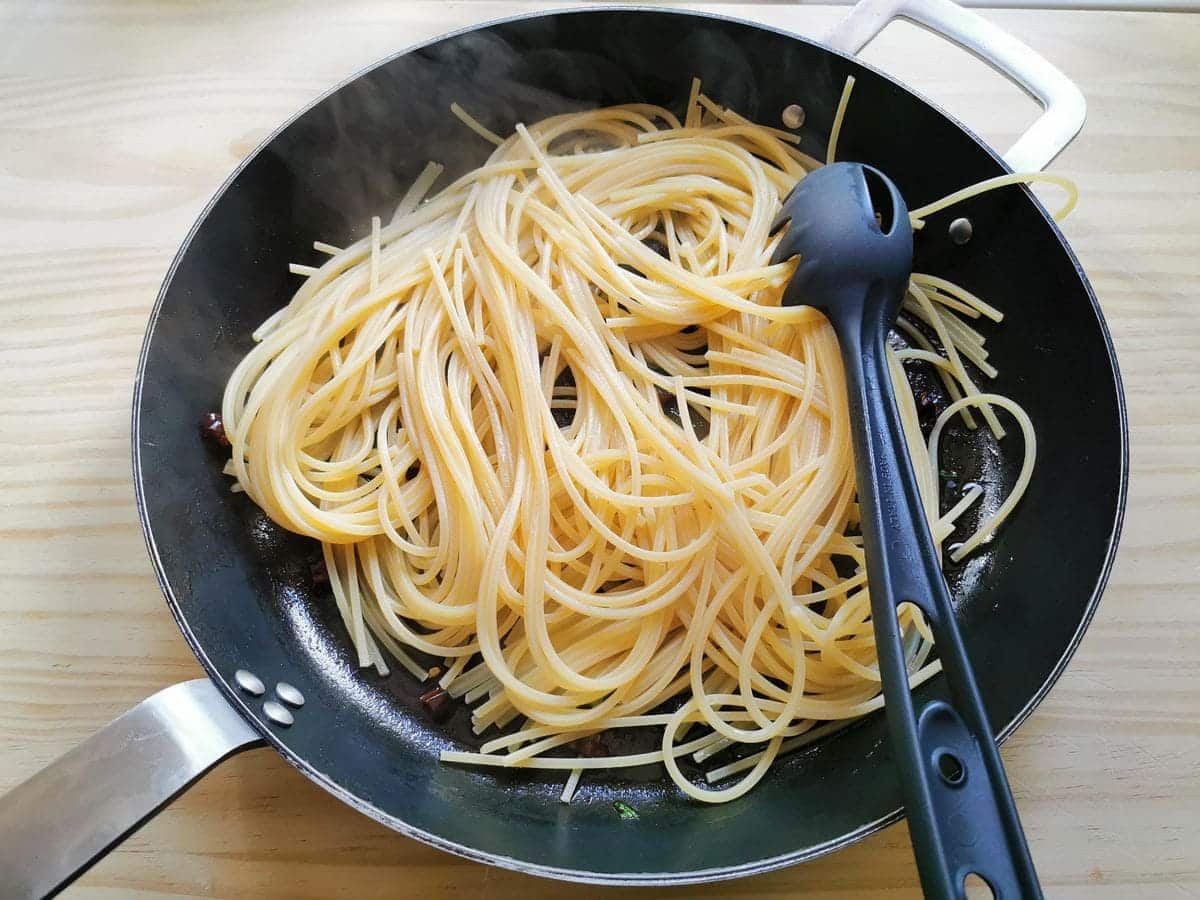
[0,2,1196,897]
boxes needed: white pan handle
[827,0,1086,171]
[0,679,261,899]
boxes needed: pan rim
[132,3,1129,886]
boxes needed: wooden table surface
[1,2,1197,897]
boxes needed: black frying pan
[0,4,1127,896]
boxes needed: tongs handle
[835,308,1044,900]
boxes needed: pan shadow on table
[77,744,931,900]
[70,729,1081,900]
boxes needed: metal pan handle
[827,0,1086,171]
[0,679,261,899]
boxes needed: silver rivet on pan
[234,669,266,696]
[263,700,294,727]
[275,682,305,708]
[949,217,973,245]
[781,104,805,129]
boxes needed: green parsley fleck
[612,800,639,821]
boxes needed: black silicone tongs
[771,163,1042,900]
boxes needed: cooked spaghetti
[220,79,1073,803]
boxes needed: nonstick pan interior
[135,7,1126,884]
